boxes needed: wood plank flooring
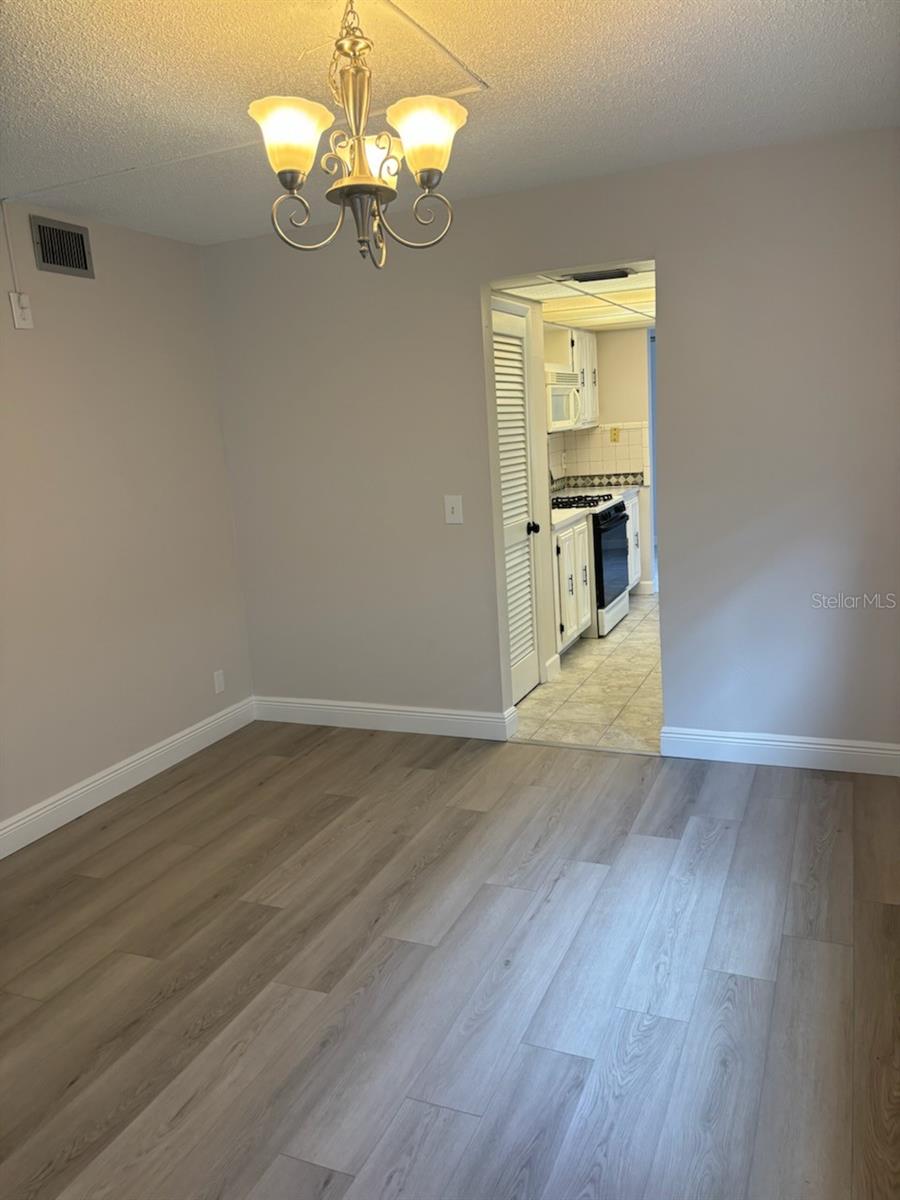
[0,721,896,1199]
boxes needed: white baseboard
[0,699,255,860]
[254,695,516,742]
[661,726,900,777]
[633,580,658,596]
[543,654,562,682]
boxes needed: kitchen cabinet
[574,519,592,628]
[571,330,599,429]
[556,518,592,649]
[625,493,641,588]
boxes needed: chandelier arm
[271,194,346,251]
[364,236,387,269]
[367,213,388,268]
[321,129,352,178]
[375,191,453,249]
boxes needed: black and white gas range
[551,493,630,634]
[550,493,613,510]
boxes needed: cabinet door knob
[526,520,541,535]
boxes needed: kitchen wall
[0,204,251,822]
[204,128,900,745]
[563,328,651,477]
[597,328,652,423]
[560,327,655,586]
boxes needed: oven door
[593,509,630,609]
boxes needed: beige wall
[0,205,251,820]
[204,129,899,743]
[543,324,571,366]
[596,328,650,424]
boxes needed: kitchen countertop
[550,507,594,530]
[550,486,639,530]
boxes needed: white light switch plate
[444,495,463,524]
[9,292,33,329]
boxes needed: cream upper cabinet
[571,330,599,429]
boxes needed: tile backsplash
[548,432,566,482]
[562,421,650,481]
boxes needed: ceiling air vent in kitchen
[29,214,94,278]
[561,268,633,284]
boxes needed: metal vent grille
[29,215,94,277]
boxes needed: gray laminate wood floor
[0,722,896,1199]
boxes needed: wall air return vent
[29,215,94,278]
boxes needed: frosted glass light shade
[386,96,467,177]
[248,96,334,176]
[336,136,404,188]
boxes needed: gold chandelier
[248,0,468,268]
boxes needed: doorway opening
[487,260,661,753]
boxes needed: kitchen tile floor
[513,594,661,753]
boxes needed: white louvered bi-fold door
[492,307,540,703]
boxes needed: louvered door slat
[492,307,540,704]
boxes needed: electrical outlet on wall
[609,426,621,444]
[213,669,225,695]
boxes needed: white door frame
[483,291,559,716]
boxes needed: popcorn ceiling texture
[2,0,898,243]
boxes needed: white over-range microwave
[545,366,582,432]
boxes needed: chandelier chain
[328,0,369,105]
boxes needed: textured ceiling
[2,0,899,244]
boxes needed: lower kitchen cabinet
[625,494,641,589]
[574,519,592,627]
[556,519,592,650]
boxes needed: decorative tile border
[552,471,644,492]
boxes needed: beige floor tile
[566,641,615,661]
[623,629,660,645]
[512,715,546,741]
[611,704,662,737]
[596,724,661,754]
[553,700,627,727]
[629,699,662,720]
[573,680,641,706]
[533,718,607,747]
[606,657,660,676]
[630,682,663,705]
[557,661,597,684]
[517,683,578,720]
[518,600,663,751]
[585,663,653,688]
